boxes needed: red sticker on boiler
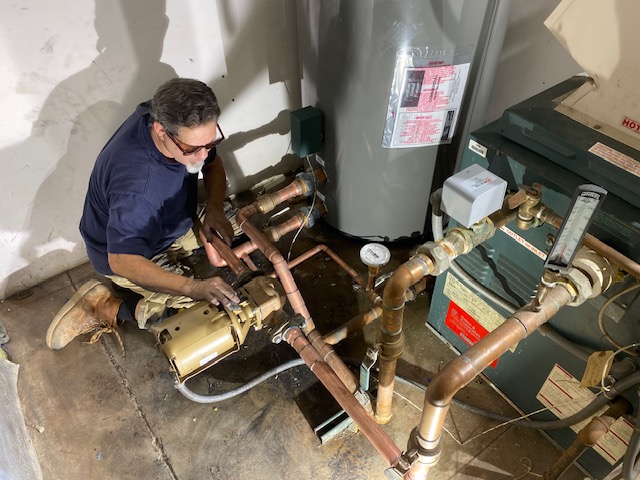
[445,301,498,368]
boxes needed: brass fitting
[572,248,616,298]
[416,218,495,276]
[416,242,450,276]
[510,184,555,230]
[552,247,616,307]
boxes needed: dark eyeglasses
[165,124,225,155]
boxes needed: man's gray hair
[150,78,220,135]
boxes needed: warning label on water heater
[389,62,470,148]
[536,364,632,464]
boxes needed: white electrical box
[441,164,507,228]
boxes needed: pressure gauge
[544,184,607,272]
[360,243,391,268]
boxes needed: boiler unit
[427,77,640,479]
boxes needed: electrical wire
[287,155,317,262]
[390,369,640,450]
[392,374,608,432]
[175,358,306,404]
[601,343,640,393]
[598,282,640,355]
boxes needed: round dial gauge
[360,243,391,267]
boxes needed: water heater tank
[297,0,505,241]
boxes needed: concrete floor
[0,209,590,480]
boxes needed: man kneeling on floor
[47,78,241,350]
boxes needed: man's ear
[152,121,165,139]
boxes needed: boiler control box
[441,163,507,227]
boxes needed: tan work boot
[46,280,123,350]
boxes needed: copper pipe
[322,279,428,346]
[406,285,573,480]
[239,206,314,328]
[237,175,364,420]
[200,169,327,276]
[205,205,325,269]
[202,234,258,268]
[285,244,367,289]
[542,398,631,480]
[376,212,514,423]
[238,205,364,394]
[367,266,380,293]
[323,306,383,345]
[264,203,328,243]
[322,278,427,345]
[255,178,306,214]
[285,327,402,467]
[376,256,433,423]
[241,253,259,272]
[545,212,640,279]
[202,232,252,283]
[308,329,360,394]
[255,169,327,214]
[265,212,308,243]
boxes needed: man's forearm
[202,154,227,213]
[108,253,195,297]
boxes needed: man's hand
[202,207,234,246]
[187,277,240,308]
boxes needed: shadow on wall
[1,0,177,297]
[1,0,303,298]
[207,0,302,193]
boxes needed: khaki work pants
[106,224,202,329]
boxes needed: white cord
[286,155,317,262]
[598,282,640,354]
[600,342,640,392]
[392,390,545,477]
[393,387,602,446]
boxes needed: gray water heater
[297,0,508,240]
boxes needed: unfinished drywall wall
[0,0,301,298]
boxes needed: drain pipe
[375,206,517,423]
[542,397,631,480]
